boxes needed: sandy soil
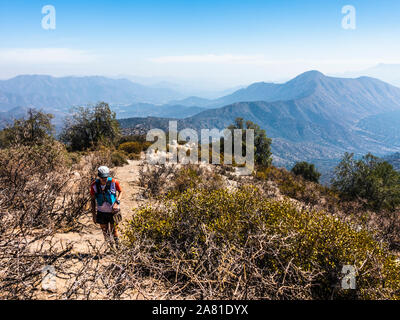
[31,159,147,299]
[44,160,144,253]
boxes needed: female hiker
[90,166,123,248]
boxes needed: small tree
[0,108,54,148]
[291,162,321,183]
[225,118,272,167]
[331,153,400,211]
[60,102,120,151]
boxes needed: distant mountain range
[0,74,244,127]
[113,74,244,99]
[3,70,400,181]
[119,71,400,173]
[113,103,205,119]
[340,63,400,87]
[0,75,186,110]
[172,71,400,115]
[0,74,195,128]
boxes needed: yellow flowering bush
[123,186,400,299]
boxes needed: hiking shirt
[90,178,122,213]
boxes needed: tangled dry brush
[2,144,400,300]
[0,142,120,299]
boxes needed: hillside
[118,117,175,136]
[172,71,400,115]
[114,103,205,119]
[0,75,191,129]
[120,71,400,172]
[3,105,400,300]
[3,149,400,300]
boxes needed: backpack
[94,177,117,207]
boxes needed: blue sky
[0,0,399,87]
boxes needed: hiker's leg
[102,222,119,249]
[100,224,112,241]
[112,223,120,248]
[111,223,118,238]
[106,222,119,243]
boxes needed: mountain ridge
[119,71,400,172]
[171,71,400,115]
[0,74,186,111]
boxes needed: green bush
[256,166,340,208]
[169,165,224,195]
[118,142,142,154]
[118,134,147,144]
[60,102,121,152]
[66,152,82,166]
[128,153,141,160]
[118,141,151,161]
[225,117,272,167]
[291,162,321,183]
[111,150,128,167]
[124,186,400,299]
[0,109,54,148]
[257,166,306,197]
[332,153,400,211]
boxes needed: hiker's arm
[112,191,122,210]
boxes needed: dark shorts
[96,211,116,225]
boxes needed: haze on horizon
[1,0,400,90]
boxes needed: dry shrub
[138,164,174,198]
[118,141,150,162]
[85,147,113,172]
[0,143,116,299]
[256,166,338,206]
[138,164,225,199]
[168,165,225,195]
[0,142,70,228]
[118,142,142,154]
[122,186,400,300]
[256,166,400,250]
[128,153,141,160]
[0,142,113,230]
[349,207,400,251]
[0,229,73,299]
[111,150,128,167]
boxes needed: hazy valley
[2,70,400,183]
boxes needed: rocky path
[114,159,143,222]
[30,160,146,299]
[45,159,144,254]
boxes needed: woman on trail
[90,166,123,248]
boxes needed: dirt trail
[46,159,144,254]
[114,159,144,222]
[28,159,147,299]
